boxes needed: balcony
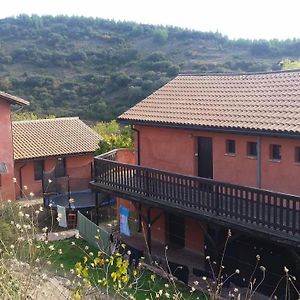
[90,150,300,246]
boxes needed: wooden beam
[132,202,163,226]
[132,202,147,223]
[147,207,152,254]
[227,232,241,245]
[199,222,217,250]
[138,203,142,232]
[151,211,164,226]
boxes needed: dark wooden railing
[92,152,300,241]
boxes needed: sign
[120,206,130,236]
[0,162,7,174]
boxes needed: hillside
[0,15,300,121]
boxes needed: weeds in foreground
[68,234,204,300]
[70,226,300,300]
[188,230,299,300]
[0,181,299,300]
[0,199,68,298]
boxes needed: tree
[12,112,56,121]
[94,120,134,154]
[153,28,168,44]
[280,59,300,70]
[0,78,12,91]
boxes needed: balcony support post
[138,203,142,232]
[147,207,152,254]
[95,192,99,225]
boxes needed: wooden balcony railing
[91,151,300,243]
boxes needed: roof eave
[117,118,300,139]
[0,92,30,106]
[14,150,97,162]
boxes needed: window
[34,160,44,181]
[247,142,257,157]
[226,140,236,154]
[55,158,66,177]
[295,147,300,163]
[270,144,281,160]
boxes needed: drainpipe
[90,161,94,179]
[131,125,142,231]
[19,163,26,198]
[131,125,141,165]
[256,136,261,188]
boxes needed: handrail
[94,156,300,200]
[95,149,118,161]
[92,154,300,238]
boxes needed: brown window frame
[247,141,258,157]
[270,144,281,161]
[226,139,236,155]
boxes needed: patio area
[120,232,205,284]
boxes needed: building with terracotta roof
[12,117,101,198]
[0,91,29,200]
[91,70,300,296]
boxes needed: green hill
[0,15,299,121]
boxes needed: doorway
[168,213,185,248]
[198,137,213,179]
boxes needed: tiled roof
[118,70,300,135]
[0,91,29,106]
[12,117,101,160]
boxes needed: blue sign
[120,207,130,236]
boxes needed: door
[198,137,213,179]
[168,213,185,248]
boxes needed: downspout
[131,125,141,165]
[19,163,26,198]
[256,136,261,188]
[131,125,142,231]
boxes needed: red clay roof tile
[118,70,300,134]
[12,117,101,160]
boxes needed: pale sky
[0,0,299,40]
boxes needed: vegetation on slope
[1,15,300,120]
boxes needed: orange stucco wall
[135,125,300,195]
[116,148,135,164]
[135,126,196,175]
[185,218,205,253]
[14,154,94,198]
[260,137,300,195]
[0,100,15,200]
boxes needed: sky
[0,0,299,40]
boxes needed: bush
[94,120,134,154]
